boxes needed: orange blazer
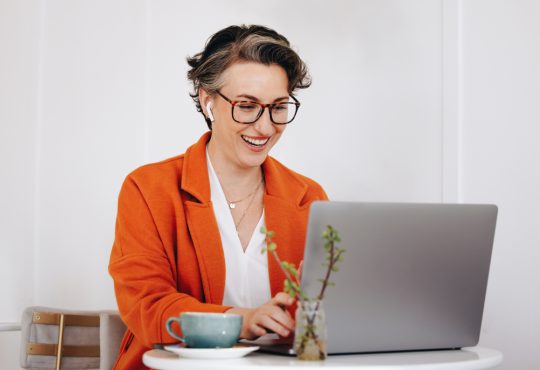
[109,132,328,369]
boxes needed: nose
[252,108,275,136]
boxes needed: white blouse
[206,148,271,308]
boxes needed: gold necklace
[233,180,263,231]
[225,177,263,209]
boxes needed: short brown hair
[187,25,311,129]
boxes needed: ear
[199,88,213,117]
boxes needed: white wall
[0,0,39,324]
[461,1,540,369]
[36,0,146,309]
[0,1,41,367]
[1,1,539,369]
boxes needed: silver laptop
[254,201,498,355]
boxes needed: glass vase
[294,299,327,360]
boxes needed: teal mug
[165,312,243,348]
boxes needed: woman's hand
[227,293,295,340]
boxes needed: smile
[241,135,270,147]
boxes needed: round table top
[143,346,502,370]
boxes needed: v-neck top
[206,148,271,308]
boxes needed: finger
[249,322,267,338]
[271,292,295,307]
[264,304,295,331]
[257,314,291,337]
[230,308,258,339]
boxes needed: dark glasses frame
[216,91,300,125]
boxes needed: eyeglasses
[216,91,300,125]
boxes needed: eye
[237,103,258,111]
[272,104,289,111]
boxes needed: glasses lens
[271,102,298,124]
[233,102,262,124]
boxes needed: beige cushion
[99,311,126,369]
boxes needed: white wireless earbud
[206,102,215,122]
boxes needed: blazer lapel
[181,132,226,305]
[262,158,310,297]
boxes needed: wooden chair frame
[26,311,100,370]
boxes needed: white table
[143,347,502,370]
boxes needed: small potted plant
[261,225,345,360]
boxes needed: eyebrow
[236,94,289,103]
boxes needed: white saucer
[163,344,259,359]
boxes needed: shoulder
[266,156,328,201]
[129,155,184,183]
[120,155,185,198]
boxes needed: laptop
[251,201,498,355]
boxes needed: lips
[241,135,270,147]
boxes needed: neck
[207,140,263,195]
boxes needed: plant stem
[317,239,335,302]
[269,248,304,303]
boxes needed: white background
[1,0,539,369]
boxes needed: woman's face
[205,61,289,170]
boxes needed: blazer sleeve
[108,175,229,348]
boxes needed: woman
[109,24,327,369]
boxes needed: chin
[238,151,268,169]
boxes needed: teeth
[242,136,269,146]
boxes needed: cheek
[218,119,242,137]
[275,125,286,137]
[269,127,285,148]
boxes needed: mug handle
[165,317,185,343]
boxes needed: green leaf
[284,279,292,290]
[331,266,339,272]
[267,230,275,238]
[282,262,299,277]
[288,290,296,298]
[268,242,277,252]
[260,226,267,234]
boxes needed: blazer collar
[181,132,212,203]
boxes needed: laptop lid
[299,201,498,354]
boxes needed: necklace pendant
[229,203,236,209]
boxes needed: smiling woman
[108,25,328,369]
